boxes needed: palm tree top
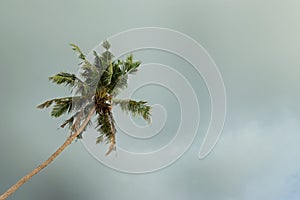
[38,40,151,155]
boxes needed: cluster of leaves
[38,40,151,154]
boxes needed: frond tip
[102,40,111,50]
[49,72,77,87]
[37,97,73,118]
[70,43,86,60]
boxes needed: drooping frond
[60,102,94,139]
[96,114,113,143]
[95,111,116,155]
[50,98,73,117]
[49,72,90,96]
[37,99,56,109]
[113,99,151,123]
[60,116,74,128]
[38,97,71,110]
[37,96,88,118]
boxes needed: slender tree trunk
[0,106,95,200]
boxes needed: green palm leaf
[49,72,78,86]
[113,99,151,123]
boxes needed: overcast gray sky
[1,0,300,199]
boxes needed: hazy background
[1,0,300,199]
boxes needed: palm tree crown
[38,40,151,155]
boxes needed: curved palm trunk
[0,106,95,200]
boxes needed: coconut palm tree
[0,41,151,200]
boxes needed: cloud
[160,118,300,200]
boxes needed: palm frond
[80,60,100,89]
[70,43,86,61]
[107,56,141,96]
[49,72,90,97]
[109,74,128,96]
[74,82,89,96]
[37,97,71,109]
[60,102,94,139]
[38,96,88,117]
[70,43,94,72]
[102,40,111,50]
[121,55,141,74]
[113,99,151,123]
[100,62,113,86]
[95,110,116,155]
[37,99,56,109]
[49,72,78,87]
[60,116,74,128]
[96,113,114,143]
[101,50,114,66]
[93,51,105,74]
[51,98,73,117]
